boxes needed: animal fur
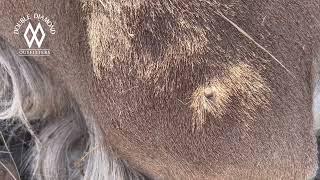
[0,0,320,179]
[0,39,149,180]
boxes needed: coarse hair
[0,38,148,180]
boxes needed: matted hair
[0,38,148,180]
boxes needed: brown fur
[1,0,320,179]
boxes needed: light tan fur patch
[81,0,213,79]
[190,62,271,131]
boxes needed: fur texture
[80,0,319,179]
[0,0,319,179]
[0,38,148,180]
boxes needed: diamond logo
[23,22,46,48]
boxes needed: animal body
[0,0,320,179]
